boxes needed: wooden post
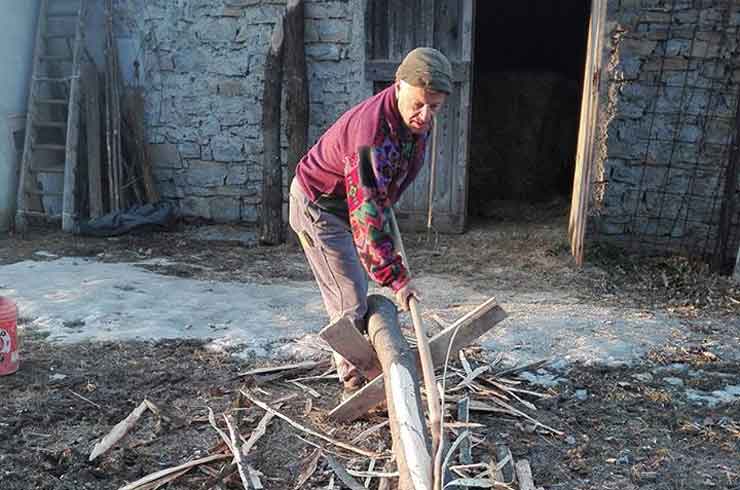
[284,0,309,245]
[713,85,740,273]
[62,0,88,232]
[734,244,740,283]
[260,15,285,245]
[83,62,103,218]
[366,295,432,490]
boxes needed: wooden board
[568,0,608,265]
[329,298,506,422]
[319,317,381,380]
[83,62,103,218]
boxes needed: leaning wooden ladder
[16,0,88,233]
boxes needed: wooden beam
[284,0,309,246]
[319,316,382,381]
[259,14,285,245]
[83,62,103,218]
[329,298,506,422]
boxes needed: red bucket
[0,296,19,375]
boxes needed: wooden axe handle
[388,207,442,480]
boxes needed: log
[366,295,432,490]
[319,316,381,380]
[284,0,309,245]
[260,14,285,245]
[329,298,507,422]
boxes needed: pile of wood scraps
[89,355,559,489]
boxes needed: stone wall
[113,0,367,223]
[592,0,740,259]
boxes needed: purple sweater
[295,84,429,291]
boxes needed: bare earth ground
[1,202,739,490]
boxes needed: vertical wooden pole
[84,62,103,218]
[284,0,309,245]
[260,15,285,245]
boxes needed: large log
[366,295,431,490]
[329,297,507,422]
[284,0,309,245]
[260,15,285,245]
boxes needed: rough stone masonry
[593,0,740,257]
[115,0,738,263]
[114,0,366,223]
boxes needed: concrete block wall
[114,0,367,223]
[592,0,740,257]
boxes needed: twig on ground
[90,400,152,461]
[117,454,230,490]
[241,389,380,458]
[69,389,102,409]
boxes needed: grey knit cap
[395,47,453,94]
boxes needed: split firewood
[90,400,153,461]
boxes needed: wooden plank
[734,244,740,282]
[365,60,470,82]
[569,0,607,265]
[62,0,87,232]
[329,298,506,422]
[284,0,308,246]
[319,317,382,380]
[260,13,285,245]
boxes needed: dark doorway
[469,0,592,220]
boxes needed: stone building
[103,0,737,269]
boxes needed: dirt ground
[1,203,739,490]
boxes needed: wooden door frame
[569,0,608,265]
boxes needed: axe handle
[388,208,442,481]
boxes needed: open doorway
[469,0,592,223]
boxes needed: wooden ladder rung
[34,76,71,83]
[33,143,67,151]
[31,165,66,174]
[34,121,67,129]
[41,55,73,62]
[47,12,79,18]
[26,189,64,197]
[36,98,68,105]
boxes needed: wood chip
[295,448,321,489]
[324,454,367,490]
[90,400,151,461]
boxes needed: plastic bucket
[0,296,19,375]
